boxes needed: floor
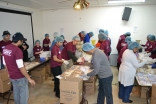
[0,66,146,104]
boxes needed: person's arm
[67,51,78,63]
[84,35,89,43]
[53,55,64,63]
[151,49,156,55]
[116,36,122,53]
[25,42,29,49]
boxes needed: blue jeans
[118,82,133,102]
[10,78,29,104]
[97,75,113,104]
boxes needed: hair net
[53,32,59,38]
[128,42,139,50]
[99,29,105,34]
[82,42,94,51]
[60,35,65,39]
[55,37,64,42]
[104,30,109,36]
[125,36,131,42]
[89,32,94,36]
[98,33,107,40]
[81,31,86,35]
[147,34,151,38]
[35,40,40,44]
[72,35,80,41]
[124,32,131,36]
[149,35,155,41]
[45,34,49,37]
[127,41,133,45]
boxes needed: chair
[146,86,152,104]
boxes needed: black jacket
[19,42,29,62]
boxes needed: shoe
[123,100,133,103]
[55,94,60,98]
[52,79,54,81]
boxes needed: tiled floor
[0,66,146,104]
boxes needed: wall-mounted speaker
[122,7,132,21]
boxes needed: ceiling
[0,0,156,10]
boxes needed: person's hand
[143,60,148,64]
[40,50,43,54]
[28,79,35,87]
[64,60,69,65]
[22,45,27,50]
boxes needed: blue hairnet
[128,42,139,50]
[53,32,59,38]
[124,32,131,36]
[89,32,94,36]
[81,31,86,35]
[104,30,109,36]
[98,33,107,40]
[149,35,155,41]
[125,36,131,42]
[35,40,40,44]
[72,35,80,41]
[147,34,151,38]
[60,35,65,39]
[127,41,133,45]
[82,42,94,51]
[99,29,105,34]
[55,37,64,42]
[45,34,49,37]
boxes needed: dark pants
[51,66,62,96]
[97,75,113,104]
[117,62,120,71]
[118,82,133,103]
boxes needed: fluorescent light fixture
[108,0,145,3]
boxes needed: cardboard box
[151,96,156,104]
[0,69,9,81]
[60,88,82,104]
[152,84,156,99]
[46,63,50,73]
[141,87,149,98]
[131,86,141,97]
[31,76,45,84]
[0,80,11,93]
[31,67,45,77]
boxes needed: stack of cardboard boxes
[31,67,45,84]
[151,84,156,104]
[0,70,11,93]
[141,86,149,98]
[60,77,83,104]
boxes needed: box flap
[152,84,156,98]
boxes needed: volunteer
[116,32,131,54]
[43,34,51,51]
[19,40,29,62]
[104,30,111,56]
[3,32,35,104]
[118,42,147,103]
[60,35,68,47]
[82,42,113,104]
[84,32,94,43]
[95,29,104,48]
[141,34,151,47]
[98,33,109,59]
[61,36,80,71]
[78,31,86,42]
[33,40,43,58]
[0,31,12,69]
[50,36,68,98]
[50,32,60,50]
[117,36,131,70]
[145,35,156,58]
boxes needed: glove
[144,53,151,57]
[44,44,48,47]
[62,59,69,65]
[143,60,148,64]
[40,50,43,53]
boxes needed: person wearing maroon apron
[0,31,12,69]
[33,40,43,58]
[78,31,86,42]
[142,34,151,48]
[116,32,131,54]
[61,36,80,71]
[43,34,51,51]
[60,35,68,47]
[50,36,69,98]
[104,30,112,56]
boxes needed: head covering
[12,32,27,41]
[35,40,40,44]
[89,32,94,36]
[55,37,64,42]
[72,35,80,41]
[104,30,109,36]
[81,31,86,35]
[82,42,94,51]
[98,33,107,40]
[53,32,59,38]
[3,31,11,36]
[124,32,131,36]
[125,36,131,42]
[60,35,65,39]
[128,42,139,50]
[45,34,49,37]
[99,29,105,34]
[147,34,151,38]
[149,35,155,41]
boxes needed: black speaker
[122,7,132,21]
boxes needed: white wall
[0,1,44,44]
[43,5,156,54]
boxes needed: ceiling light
[108,0,145,3]
[73,0,90,10]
